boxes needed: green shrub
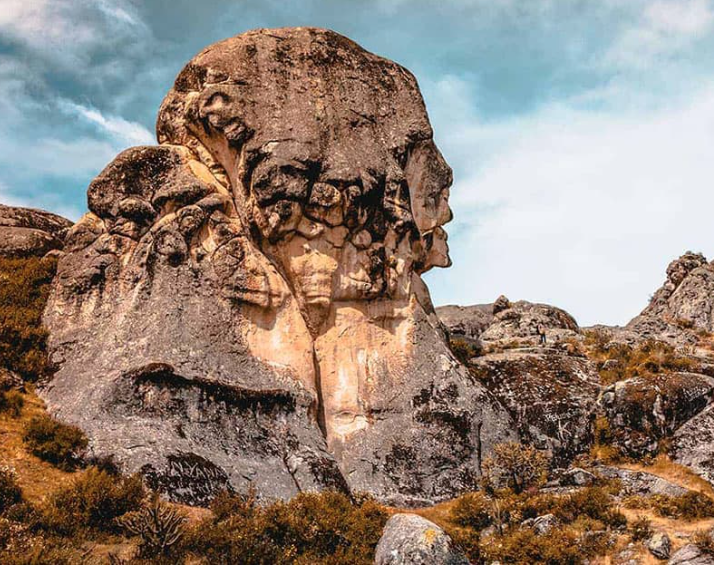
[0,256,57,381]
[483,442,549,494]
[0,390,24,417]
[629,515,653,541]
[0,465,22,514]
[22,415,88,470]
[41,467,145,535]
[187,490,388,564]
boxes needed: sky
[1,0,714,326]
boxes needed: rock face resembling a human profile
[43,27,515,506]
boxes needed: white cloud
[425,79,714,326]
[603,0,714,69]
[57,100,154,147]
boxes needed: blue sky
[2,0,714,325]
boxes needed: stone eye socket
[251,160,311,206]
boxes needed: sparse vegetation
[0,466,22,514]
[449,337,481,364]
[0,390,23,417]
[0,256,57,381]
[22,415,88,471]
[584,331,697,385]
[118,493,186,560]
[629,515,653,541]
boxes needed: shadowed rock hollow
[43,27,515,506]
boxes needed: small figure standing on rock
[537,323,546,345]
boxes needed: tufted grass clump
[22,415,88,471]
[0,465,23,514]
[0,390,23,417]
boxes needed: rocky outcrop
[42,27,515,506]
[628,252,714,344]
[668,543,714,565]
[593,466,690,498]
[374,514,469,565]
[0,204,72,257]
[467,350,600,462]
[670,403,714,487]
[437,296,579,348]
[598,373,714,458]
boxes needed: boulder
[629,252,714,345]
[668,543,714,565]
[593,466,689,497]
[671,403,714,486]
[374,514,469,565]
[598,373,714,458]
[42,27,516,506]
[647,532,671,560]
[559,467,597,487]
[521,513,559,536]
[0,204,72,257]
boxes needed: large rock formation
[0,204,72,257]
[43,27,515,506]
[438,297,598,461]
[628,252,714,344]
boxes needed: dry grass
[618,455,714,499]
[0,387,78,501]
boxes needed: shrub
[449,337,481,364]
[449,491,492,530]
[187,490,388,564]
[693,529,714,554]
[0,256,57,381]
[118,493,186,560]
[0,390,23,417]
[553,487,626,528]
[0,465,22,514]
[650,491,714,520]
[42,467,145,535]
[480,527,599,564]
[629,515,653,541]
[483,442,549,494]
[22,415,88,470]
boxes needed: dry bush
[629,515,653,541]
[118,493,186,560]
[0,466,22,514]
[0,390,24,417]
[483,442,549,494]
[22,414,88,470]
[0,256,56,381]
[186,490,388,564]
[449,337,481,364]
[449,491,492,530]
[649,491,714,520]
[41,467,145,535]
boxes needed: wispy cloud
[57,100,154,147]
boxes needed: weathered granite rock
[467,350,600,462]
[437,297,580,348]
[598,373,714,458]
[43,27,515,506]
[521,513,559,536]
[0,204,72,257]
[374,514,469,565]
[593,466,689,497]
[647,532,672,560]
[559,467,597,487]
[629,252,714,345]
[668,543,714,565]
[671,403,714,487]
